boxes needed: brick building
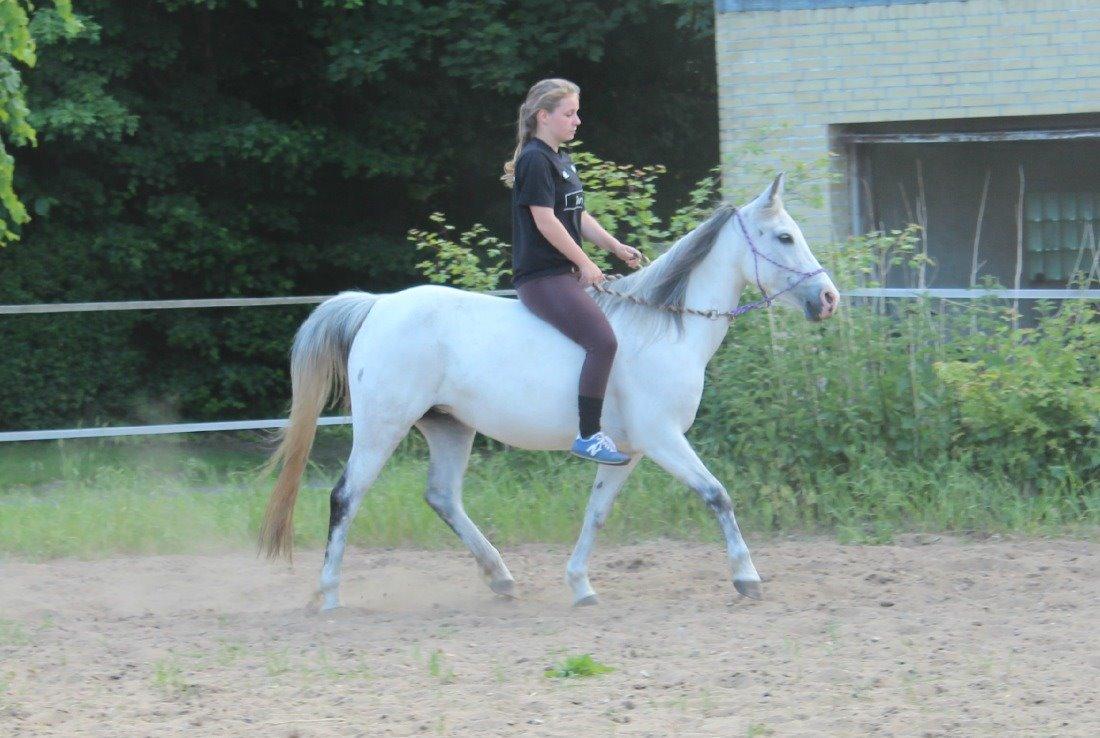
[715,0,1100,287]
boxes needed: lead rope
[592,209,825,321]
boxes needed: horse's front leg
[565,456,641,606]
[645,432,762,599]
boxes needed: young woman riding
[501,78,643,465]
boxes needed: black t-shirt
[510,138,585,287]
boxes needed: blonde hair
[501,78,580,188]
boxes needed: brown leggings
[516,271,618,399]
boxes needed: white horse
[260,174,839,610]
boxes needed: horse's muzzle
[803,286,840,322]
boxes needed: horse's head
[736,174,839,321]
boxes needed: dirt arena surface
[2,536,1097,737]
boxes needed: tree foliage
[0,0,80,243]
[0,0,717,428]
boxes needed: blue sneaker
[571,431,630,465]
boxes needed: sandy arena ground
[1,536,1097,737]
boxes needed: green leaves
[0,1,715,428]
[0,0,81,245]
[935,301,1099,479]
[407,144,723,289]
[0,2,37,68]
[544,654,615,679]
[410,212,511,291]
[573,146,670,260]
[28,71,137,142]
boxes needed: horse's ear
[767,172,785,210]
[770,172,786,204]
[752,172,785,214]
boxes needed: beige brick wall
[715,0,1100,244]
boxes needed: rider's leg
[516,272,627,464]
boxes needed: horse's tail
[259,291,381,561]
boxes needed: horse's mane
[592,203,737,338]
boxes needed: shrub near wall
[694,260,1098,483]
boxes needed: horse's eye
[778,233,794,244]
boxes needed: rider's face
[538,94,580,146]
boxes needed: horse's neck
[677,233,746,363]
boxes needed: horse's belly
[452,404,575,450]
[436,340,587,450]
[440,374,579,451]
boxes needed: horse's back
[369,283,559,335]
[371,283,515,320]
[347,282,564,369]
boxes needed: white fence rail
[844,288,1099,300]
[0,291,519,315]
[0,416,352,443]
[2,287,1096,442]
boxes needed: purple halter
[726,208,826,319]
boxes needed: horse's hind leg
[565,456,641,606]
[318,422,409,611]
[415,411,515,597]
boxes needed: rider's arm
[579,212,619,252]
[530,206,595,268]
[581,212,642,268]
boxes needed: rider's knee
[599,330,618,357]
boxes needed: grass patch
[0,433,1096,559]
[544,654,615,679]
[427,649,455,684]
[265,650,292,677]
[215,639,245,667]
[152,656,191,696]
[0,619,28,647]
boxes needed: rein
[594,208,825,321]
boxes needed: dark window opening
[839,116,1100,290]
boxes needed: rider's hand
[578,259,606,286]
[612,242,643,269]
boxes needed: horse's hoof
[734,579,763,600]
[312,589,342,612]
[490,578,516,598]
[574,594,599,607]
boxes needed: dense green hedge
[692,247,1099,493]
[0,0,717,429]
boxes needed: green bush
[935,301,1099,481]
